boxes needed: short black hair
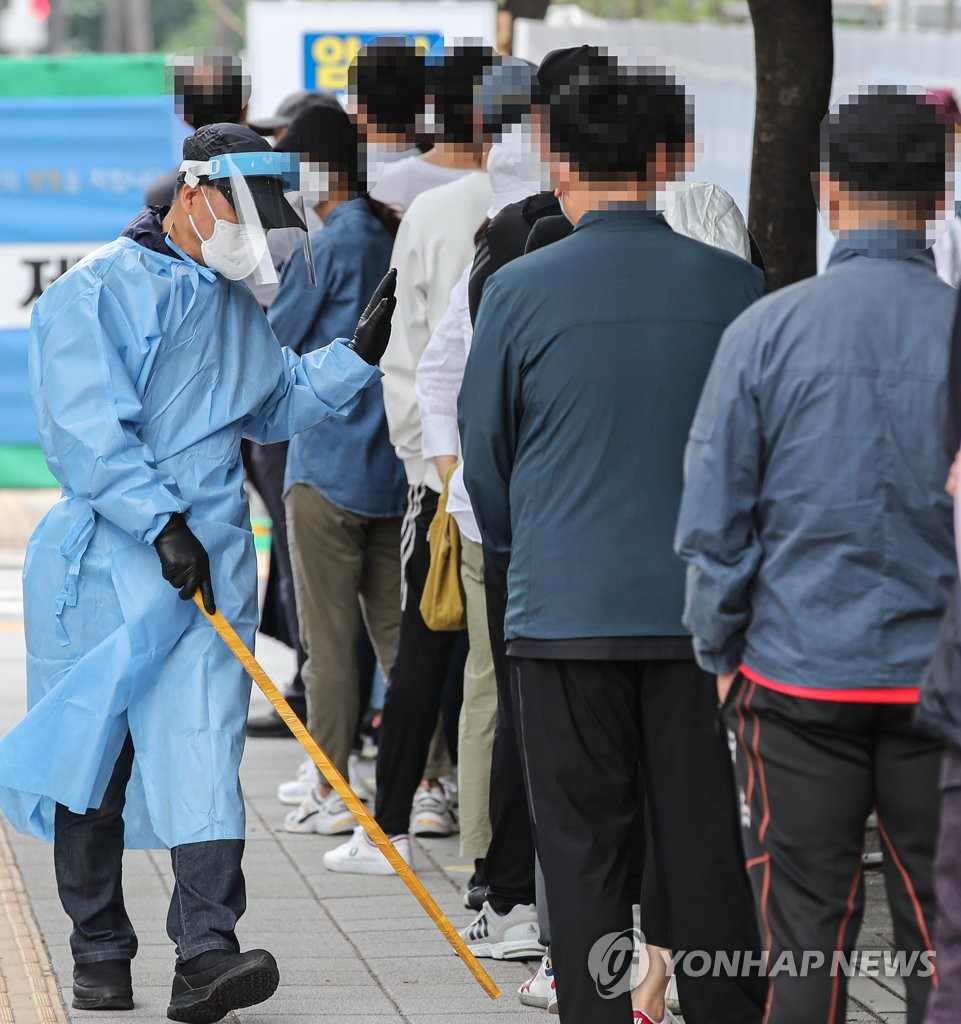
[821,86,950,204]
[425,43,496,145]
[535,45,614,103]
[348,39,426,137]
[549,61,692,182]
[166,52,249,129]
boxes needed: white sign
[245,1,497,121]
[0,243,99,329]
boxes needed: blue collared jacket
[676,234,957,691]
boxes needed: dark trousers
[54,734,247,964]
[481,550,537,911]
[514,657,766,1024]
[374,485,467,835]
[725,678,942,1024]
[927,747,961,1024]
[243,439,305,694]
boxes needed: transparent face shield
[179,152,316,288]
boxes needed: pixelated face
[546,56,692,189]
[346,40,426,146]
[166,49,250,129]
[818,86,954,242]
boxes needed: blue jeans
[54,733,246,964]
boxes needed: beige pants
[457,536,497,859]
[286,484,402,780]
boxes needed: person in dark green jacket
[459,60,765,1024]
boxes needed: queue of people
[4,33,961,1024]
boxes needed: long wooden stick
[193,593,501,1000]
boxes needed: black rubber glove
[153,513,216,614]
[349,268,397,365]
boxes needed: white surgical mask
[299,163,331,206]
[189,189,268,281]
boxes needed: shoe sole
[284,818,356,835]
[410,816,454,837]
[518,991,550,1009]
[323,854,411,876]
[465,940,546,961]
[73,991,134,1011]
[166,955,279,1024]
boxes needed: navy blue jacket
[459,206,764,643]
[676,237,956,691]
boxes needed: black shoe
[167,949,279,1024]
[72,959,134,1011]
[246,698,306,738]
[464,884,488,911]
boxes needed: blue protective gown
[0,233,380,849]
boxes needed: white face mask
[189,188,268,281]
[299,163,331,206]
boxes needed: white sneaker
[548,986,559,1014]
[276,758,317,806]
[460,901,545,960]
[518,954,554,1009]
[284,786,355,835]
[348,753,376,803]
[323,827,413,875]
[411,784,458,836]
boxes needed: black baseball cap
[248,89,341,135]
[181,123,305,230]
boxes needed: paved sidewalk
[0,490,912,1022]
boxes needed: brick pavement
[0,489,910,1022]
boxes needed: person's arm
[416,266,471,480]
[247,258,393,444]
[32,283,188,544]
[380,210,429,462]
[675,317,765,678]
[458,277,521,560]
[243,339,382,445]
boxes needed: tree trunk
[747,0,833,290]
[503,0,551,22]
[125,0,152,52]
[101,0,123,52]
[46,0,68,53]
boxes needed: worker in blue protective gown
[0,124,397,1023]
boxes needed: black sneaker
[166,949,279,1024]
[464,884,488,911]
[72,959,134,1011]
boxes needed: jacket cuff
[692,637,744,676]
